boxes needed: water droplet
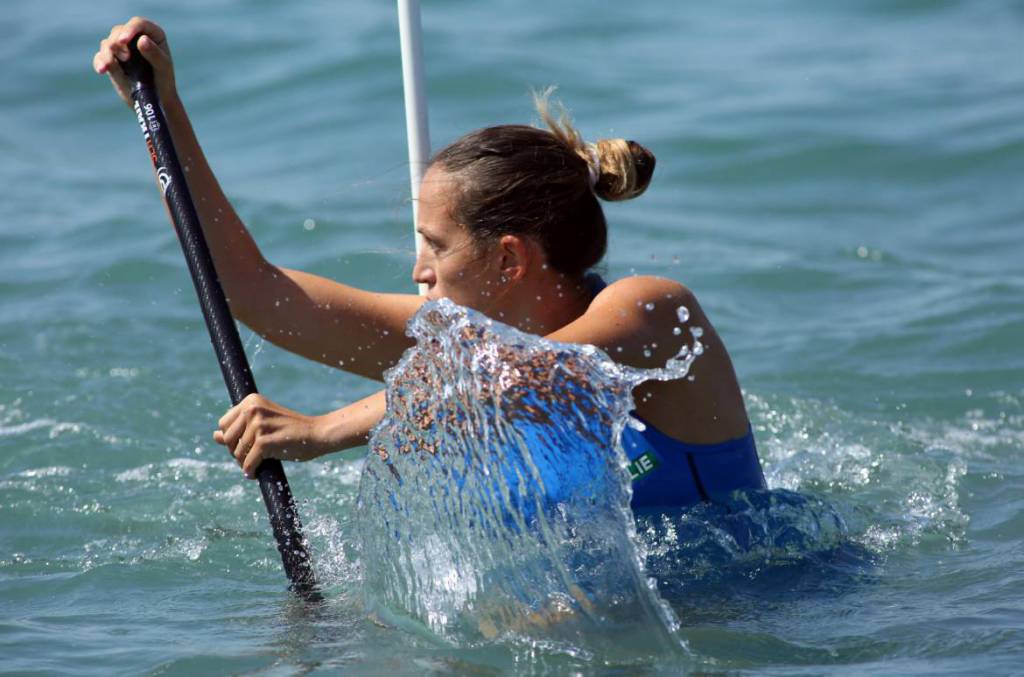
[644,302,655,311]
[303,218,316,231]
[689,326,703,339]
[857,245,869,258]
[672,327,682,336]
[643,349,652,358]
[676,306,690,323]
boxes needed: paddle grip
[119,37,317,594]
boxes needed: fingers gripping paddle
[119,38,317,595]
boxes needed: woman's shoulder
[550,275,702,369]
[590,275,697,317]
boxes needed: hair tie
[585,143,601,189]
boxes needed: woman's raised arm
[96,17,424,381]
[237,267,423,380]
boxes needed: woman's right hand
[92,17,177,107]
[213,394,327,478]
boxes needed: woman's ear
[496,234,534,283]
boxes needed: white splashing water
[355,300,701,658]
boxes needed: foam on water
[748,392,972,553]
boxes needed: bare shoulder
[591,275,695,314]
[586,275,749,441]
[588,275,704,335]
[549,275,703,368]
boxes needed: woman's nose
[412,255,435,287]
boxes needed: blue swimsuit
[621,420,766,509]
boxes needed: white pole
[397,0,431,295]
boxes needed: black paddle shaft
[118,38,316,594]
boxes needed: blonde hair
[532,87,655,202]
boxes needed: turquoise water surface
[2,0,1023,673]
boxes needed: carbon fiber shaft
[119,38,317,595]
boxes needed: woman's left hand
[213,393,322,478]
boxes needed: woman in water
[94,17,765,510]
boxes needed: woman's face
[412,166,501,309]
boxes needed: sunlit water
[3,0,1024,673]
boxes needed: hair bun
[592,138,656,202]
[531,88,656,201]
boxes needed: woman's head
[412,93,655,317]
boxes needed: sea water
[2,0,1024,673]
